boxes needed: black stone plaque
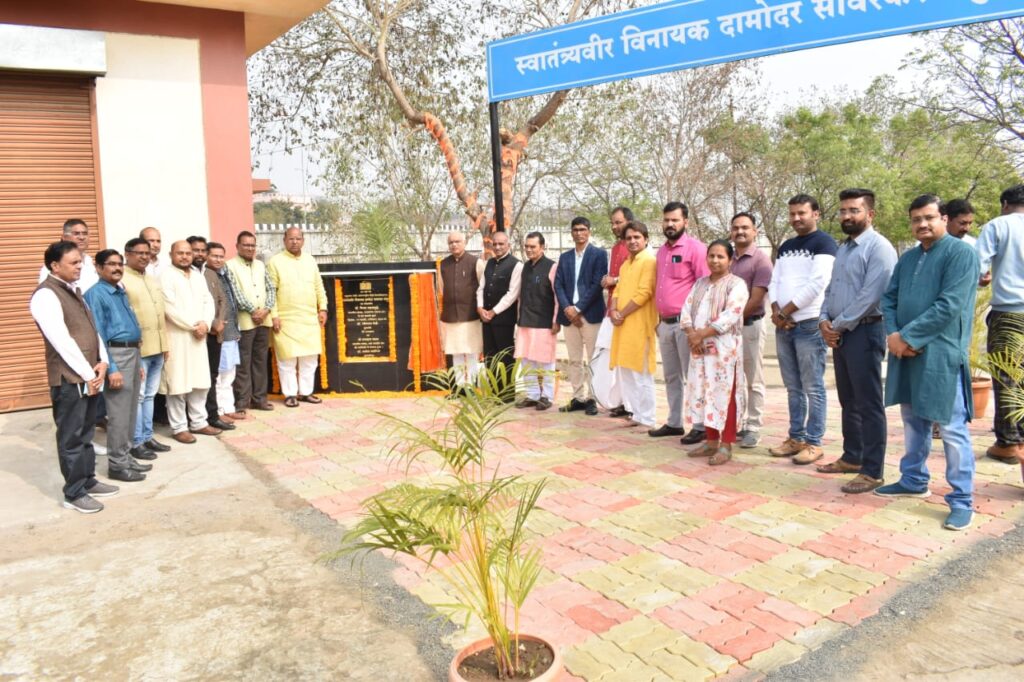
[340,277,394,362]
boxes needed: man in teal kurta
[876,194,981,531]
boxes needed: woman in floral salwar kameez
[680,240,749,465]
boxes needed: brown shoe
[841,473,884,494]
[987,442,1021,463]
[190,425,223,436]
[793,445,824,465]
[252,401,275,411]
[173,431,197,444]
[225,411,247,420]
[769,438,807,457]
[816,459,860,474]
[219,414,235,424]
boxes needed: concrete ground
[0,410,442,680]
[2,347,1022,680]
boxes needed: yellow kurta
[160,267,215,395]
[609,250,658,374]
[122,267,168,357]
[268,250,328,359]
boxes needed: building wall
[96,33,210,252]
[0,0,253,250]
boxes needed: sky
[251,34,919,197]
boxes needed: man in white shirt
[37,219,98,290]
[141,226,171,277]
[30,241,119,514]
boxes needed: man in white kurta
[161,241,218,444]
[268,228,328,407]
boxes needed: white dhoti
[593,317,630,411]
[442,321,483,385]
[618,368,655,427]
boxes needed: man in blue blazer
[555,217,609,415]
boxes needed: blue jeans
[776,319,827,446]
[898,378,975,511]
[134,354,164,446]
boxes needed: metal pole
[489,101,505,232]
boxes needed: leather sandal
[709,446,732,466]
[297,394,322,404]
[841,473,884,494]
[688,442,717,458]
[284,396,299,408]
[816,459,861,474]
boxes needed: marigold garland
[435,257,443,315]
[408,273,423,392]
[386,276,397,362]
[334,278,345,364]
[319,322,329,390]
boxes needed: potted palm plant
[331,360,561,681]
[969,286,994,418]
[980,312,1024,479]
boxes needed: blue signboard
[487,0,1024,102]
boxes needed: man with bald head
[160,240,220,443]
[268,227,328,407]
[476,230,520,394]
[438,230,485,391]
[141,226,169,277]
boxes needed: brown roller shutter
[0,73,103,412]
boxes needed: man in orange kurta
[609,222,658,428]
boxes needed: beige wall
[95,33,210,253]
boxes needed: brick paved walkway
[221,383,1024,680]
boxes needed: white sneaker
[93,443,107,455]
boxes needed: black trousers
[234,326,269,408]
[50,379,99,501]
[206,335,222,422]
[482,322,516,369]
[989,310,1024,445]
[833,321,887,479]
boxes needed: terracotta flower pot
[449,634,563,682]
[972,378,992,419]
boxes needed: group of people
[32,223,328,514]
[455,186,1023,532]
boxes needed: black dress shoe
[129,459,153,472]
[608,405,629,418]
[584,399,599,416]
[108,468,146,482]
[130,446,158,461]
[144,439,171,453]
[559,398,587,413]
[680,428,708,445]
[648,424,686,438]
[209,418,236,430]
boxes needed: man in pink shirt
[650,201,709,442]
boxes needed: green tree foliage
[350,201,408,262]
[705,86,1020,253]
[906,19,1024,163]
[253,199,306,225]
